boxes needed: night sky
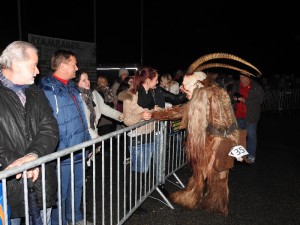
[1,0,299,77]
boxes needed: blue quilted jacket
[39,75,91,164]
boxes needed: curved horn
[195,63,257,77]
[187,52,262,77]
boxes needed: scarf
[137,87,155,110]
[78,87,96,130]
[98,86,117,108]
[0,71,28,107]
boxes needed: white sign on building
[28,34,96,82]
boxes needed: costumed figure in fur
[152,53,262,216]
[172,72,239,216]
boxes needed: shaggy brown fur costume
[153,81,239,215]
[170,81,239,216]
[152,53,260,216]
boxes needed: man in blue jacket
[39,49,91,225]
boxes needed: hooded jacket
[0,78,59,218]
[39,75,91,163]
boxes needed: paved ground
[122,110,300,225]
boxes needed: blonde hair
[160,73,174,88]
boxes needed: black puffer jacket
[0,82,59,218]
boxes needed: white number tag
[228,145,248,159]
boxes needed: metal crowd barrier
[261,89,300,112]
[0,120,186,225]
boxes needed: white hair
[119,68,129,77]
[0,41,37,70]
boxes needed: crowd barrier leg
[170,173,185,189]
[149,121,174,209]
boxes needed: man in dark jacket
[231,74,264,164]
[0,41,59,224]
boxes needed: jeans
[131,142,158,173]
[237,119,258,158]
[51,162,83,225]
[129,134,161,181]
[10,208,52,225]
[10,218,21,225]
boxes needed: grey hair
[0,41,38,70]
[119,68,129,77]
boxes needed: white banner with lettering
[28,34,96,82]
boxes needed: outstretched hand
[180,86,192,100]
[140,111,152,120]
